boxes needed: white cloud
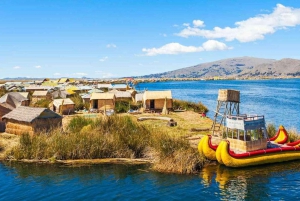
[99,56,108,62]
[35,65,41,69]
[53,73,61,76]
[106,44,117,48]
[13,66,20,69]
[193,20,205,27]
[183,23,190,27]
[142,40,230,56]
[177,4,300,42]
[202,40,231,51]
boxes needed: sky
[0,0,300,78]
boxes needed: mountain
[139,57,300,78]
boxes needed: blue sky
[0,0,300,78]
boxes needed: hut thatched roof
[90,93,115,100]
[109,90,131,98]
[32,90,49,96]
[18,92,29,99]
[112,84,128,90]
[135,93,144,102]
[2,106,62,123]
[143,91,172,100]
[58,78,69,83]
[25,85,50,91]
[97,84,112,89]
[0,92,28,108]
[53,98,75,107]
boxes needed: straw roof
[25,85,50,91]
[135,93,144,102]
[90,93,115,100]
[0,102,15,111]
[32,91,49,96]
[2,106,62,123]
[18,92,29,99]
[109,90,131,98]
[81,93,91,99]
[53,98,75,107]
[112,84,127,89]
[97,84,112,89]
[58,78,69,83]
[0,92,28,108]
[143,91,172,100]
[88,89,103,94]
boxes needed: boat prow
[198,135,218,161]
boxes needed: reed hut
[81,93,91,104]
[135,93,144,104]
[111,84,129,91]
[32,90,51,103]
[51,98,75,115]
[90,93,115,111]
[97,84,113,91]
[109,90,133,101]
[143,91,173,112]
[2,106,62,135]
[0,92,29,108]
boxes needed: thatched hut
[90,93,115,111]
[143,91,173,112]
[0,92,29,108]
[18,92,30,105]
[109,89,133,101]
[97,84,113,91]
[2,106,62,135]
[51,98,75,115]
[135,93,144,105]
[32,90,51,103]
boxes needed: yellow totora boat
[198,135,218,161]
[216,140,300,167]
[198,115,300,167]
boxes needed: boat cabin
[225,114,268,152]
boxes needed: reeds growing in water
[7,115,204,174]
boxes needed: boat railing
[227,114,264,122]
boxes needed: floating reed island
[4,115,207,174]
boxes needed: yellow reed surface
[219,141,300,167]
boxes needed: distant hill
[139,57,300,78]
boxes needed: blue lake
[1,79,300,200]
[138,79,300,131]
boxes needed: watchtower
[211,89,240,137]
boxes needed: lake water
[138,79,300,131]
[1,79,300,200]
[1,161,300,200]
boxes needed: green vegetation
[173,99,208,113]
[0,88,8,97]
[32,99,52,108]
[8,115,204,173]
[70,94,86,111]
[8,115,204,174]
[115,100,140,113]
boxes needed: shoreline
[1,158,153,166]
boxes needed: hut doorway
[150,100,155,109]
[93,100,98,109]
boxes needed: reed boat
[198,114,300,167]
[216,139,300,167]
